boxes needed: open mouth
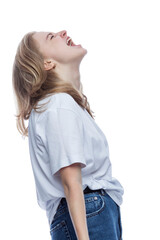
[66,36,81,47]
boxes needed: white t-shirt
[28,92,124,226]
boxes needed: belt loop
[100,189,106,195]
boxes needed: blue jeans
[49,189,123,240]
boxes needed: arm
[60,163,90,240]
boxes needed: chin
[83,48,88,54]
[80,47,88,57]
[81,46,88,53]
[71,48,88,63]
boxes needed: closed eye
[50,35,55,40]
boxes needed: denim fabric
[49,189,123,240]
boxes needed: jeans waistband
[58,187,106,208]
[83,186,106,195]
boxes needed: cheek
[41,45,53,59]
[50,44,71,62]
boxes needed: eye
[50,35,55,40]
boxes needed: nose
[57,30,67,38]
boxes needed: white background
[0,0,160,239]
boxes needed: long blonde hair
[12,31,95,138]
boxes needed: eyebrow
[46,32,53,40]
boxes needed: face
[32,30,87,68]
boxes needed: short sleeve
[45,108,86,177]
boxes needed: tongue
[71,41,81,46]
[71,42,76,46]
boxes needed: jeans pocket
[84,193,106,218]
[50,220,71,240]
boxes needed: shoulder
[35,92,81,123]
[49,92,80,112]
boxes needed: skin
[32,30,87,91]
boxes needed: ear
[44,59,56,71]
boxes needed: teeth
[67,37,72,46]
[67,37,71,44]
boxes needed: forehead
[33,31,49,42]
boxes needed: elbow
[63,181,82,193]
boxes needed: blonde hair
[12,31,95,138]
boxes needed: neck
[55,63,81,91]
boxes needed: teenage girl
[12,30,124,240]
